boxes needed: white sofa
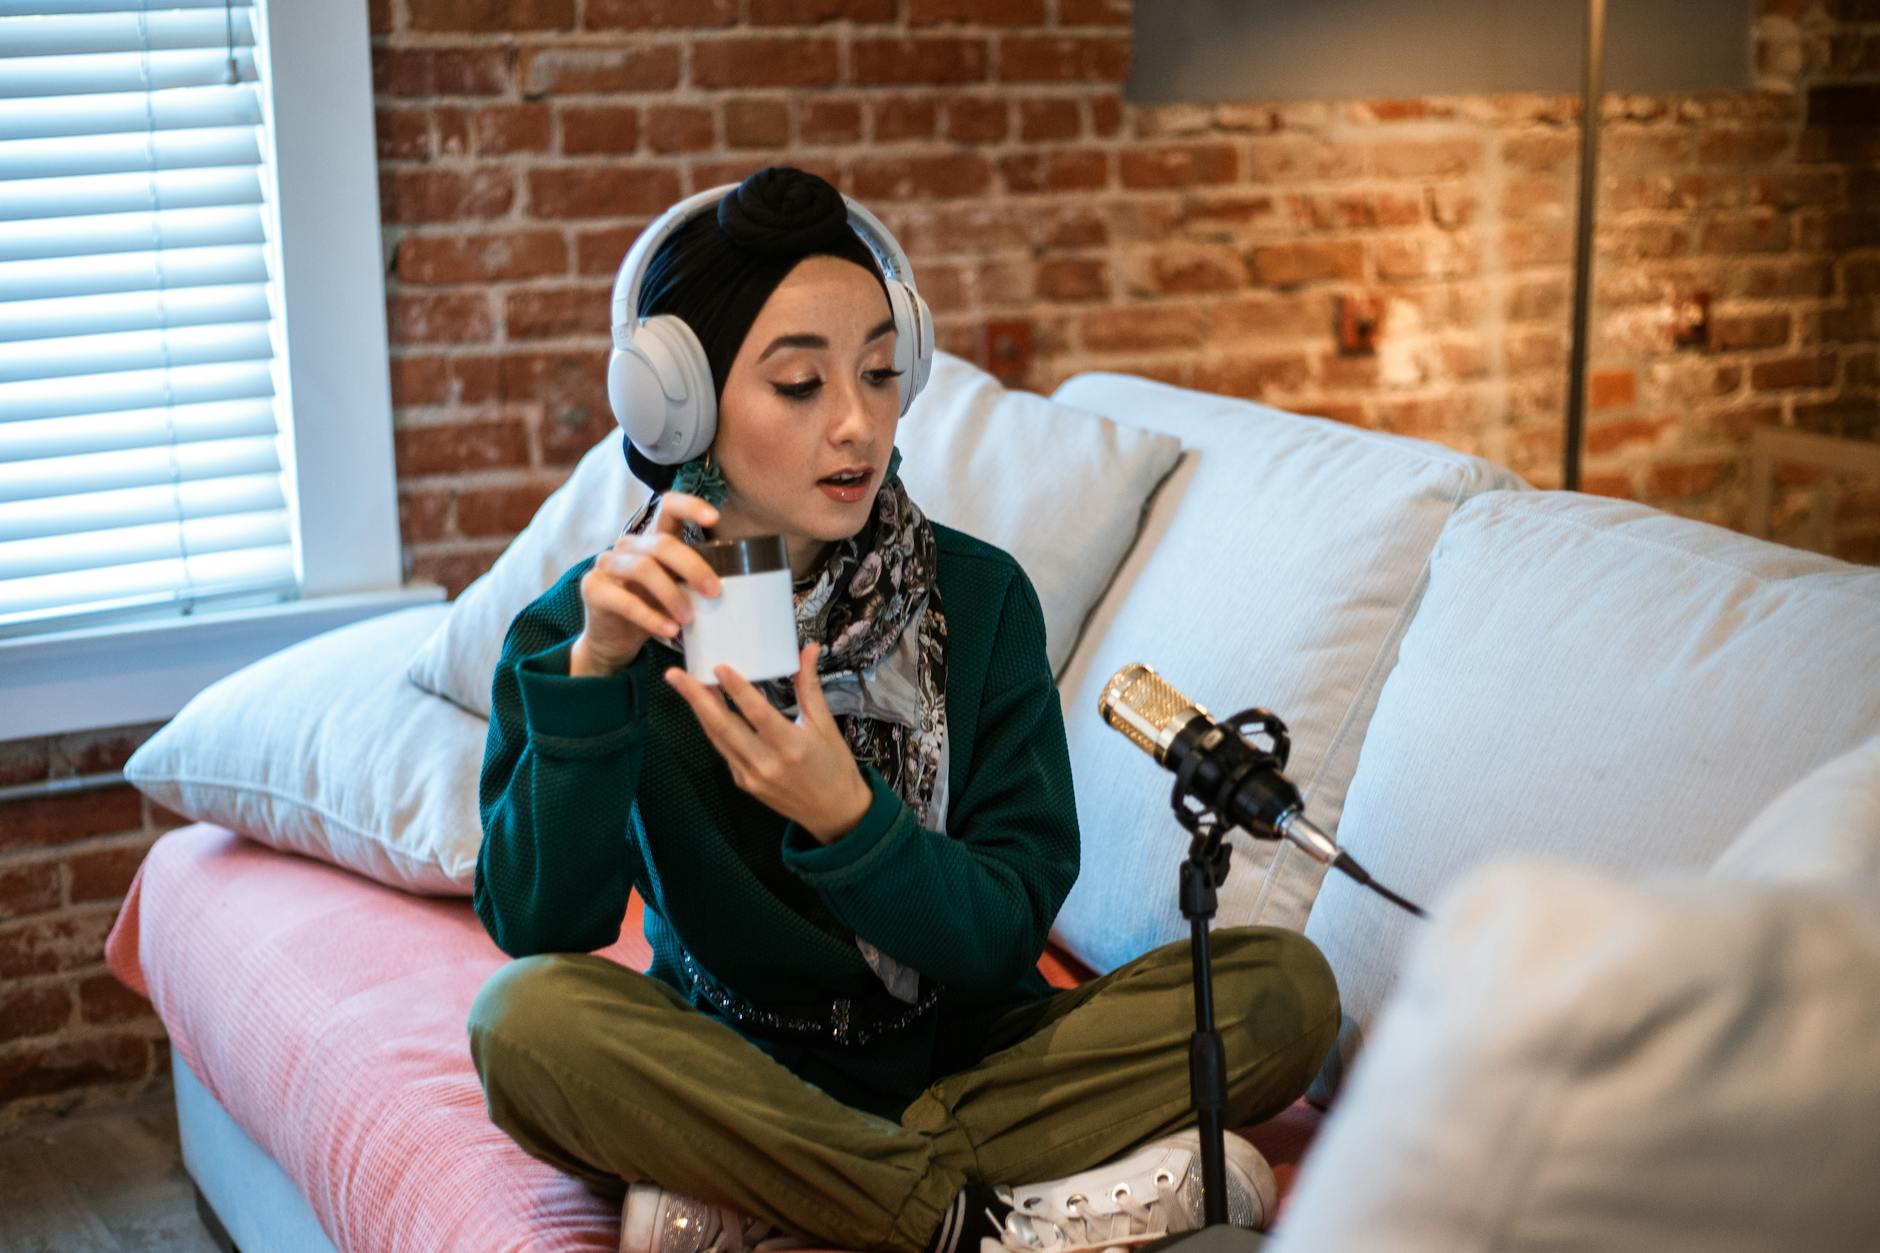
[1049,370,1880,1250]
[1049,368,1878,1012]
[119,356,1880,1251]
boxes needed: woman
[467,168,1339,1253]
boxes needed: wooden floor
[0,1087,222,1253]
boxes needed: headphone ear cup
[609,339,670,458]
[885,282,934,415]
[611,314,716,466]
[908,287,935,402]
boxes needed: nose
[826,375,879,448]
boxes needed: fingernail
[662,622,679,636]
[706,580,722,597]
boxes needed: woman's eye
[865,368,904,388]
[773,378,821,400]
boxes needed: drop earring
[672,448,729,509]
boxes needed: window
[0,1,436,737]
[1,0,292,635]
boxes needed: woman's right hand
[570,492,723,677]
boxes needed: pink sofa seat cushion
[106,825,1320,1251]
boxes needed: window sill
[0,584,447,739]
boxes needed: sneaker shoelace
[988,1176,1186,1253]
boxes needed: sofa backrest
[1046,372,1525,973]
[1307,488,1880,1043]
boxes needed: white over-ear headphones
[607,183,936,469]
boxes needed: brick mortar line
[378,27,1128,45]
[1,835,164,872]
[381,85,1829,118]
[369,161,1841,190]
[0,957,128,989]
[373,81,1114,105]
[366,119,1834,147]
[0,826,162,862]
[372,229,1860,261]
[407,537,514,555]
[0,898,126,923]
[371,136,1121,164]
[396,475,580,497]
[0,1022,170,1058]
[394,277,1834,332]
[375,224,1853,268]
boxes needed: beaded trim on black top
[680,949,944,1047]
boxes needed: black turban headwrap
[625,166,887,492]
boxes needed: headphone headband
[607,178,934,469]
[608,182,918,344]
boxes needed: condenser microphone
[1099,663,1425,918]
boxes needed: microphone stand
[1109,684,1423,1251]
[1140,708,1295,1253]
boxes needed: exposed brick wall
[380,0,1879,589]
[2,0,1874,1131]
[0,726,184,1132]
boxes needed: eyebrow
[755,318,898,364]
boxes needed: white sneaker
[619,1183,808,1253]
[983,1129,1278,1253]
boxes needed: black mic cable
[1098,663,1427,920]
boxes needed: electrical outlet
[983,319,1034,386]
[1672,291,1710,350]
[1335,294,1382,356]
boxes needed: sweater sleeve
[473,557,654,958]
[778,565,1080,995]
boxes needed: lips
[817,465,873,504]
[817,466,872,485]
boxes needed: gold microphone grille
[1098,663,1197,764]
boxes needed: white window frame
[0,0,441,740]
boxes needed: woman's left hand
[663,643,874,845]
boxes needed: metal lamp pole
[1563,0,1606,492]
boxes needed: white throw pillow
[406,350,1181,718]
[1306,489,1880,1058]
[125,605,484,894]
[406,427,647,720]
[1273,860,1880,1253]
[1712,732,1880,888]
[894,352,1181,677]
[1046,371,1524,964]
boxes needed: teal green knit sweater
[474,523,1081,1116]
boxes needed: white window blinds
[0,0,296,637]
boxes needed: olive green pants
[467,927,1338,1252]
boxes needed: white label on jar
[681,567,799,685]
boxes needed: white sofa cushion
[125,605,485,894]
[1307,489,1880,1046]
[896,352,1181,675]
[405,427,646,720]
[407,351,1180,717]
[1712,732,1880,888]
[1272,861,1880,1253]
[1047,373,1524,968]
